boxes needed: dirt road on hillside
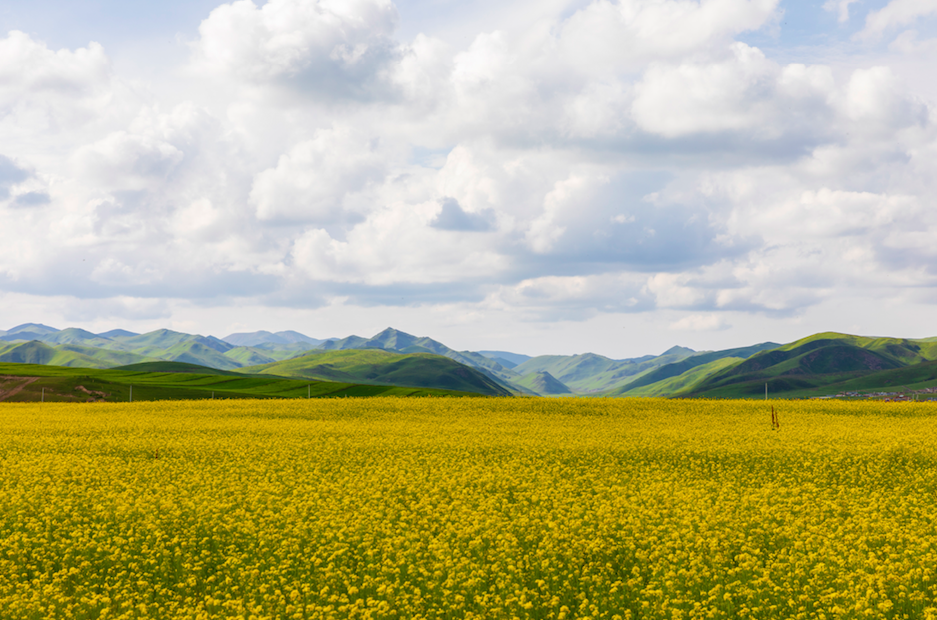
[0,376,39,402]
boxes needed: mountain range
[2,322,937,398]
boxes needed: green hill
[807,359,937,395]
[610,342,780,395]
[112,329,235,356]
[112,361,245,376]
[0,341,104,367]
[97,329,138,339]
[682,333,937,398]
[313,328,525,393]
[318,334,375,350]
[478,351,531,367]
[4,323,59,336]
[161,342,243,370]
[0,362,483,402]
[241,349,512,396]
[53,344,154,367]
[222,330,323,347]
[41,327,116,348]
[223,346,279,366]
[514,371,572,395]
[1,330,52,343]
[774,332,937,363]
[8,325,934,400]
[249,342,317,357]
[513,348,698,393]
[619,357,744,397]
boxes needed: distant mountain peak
[518,370,572,395]
[7,323,60,335]
[223,330,322,347]
[97,329,139,339]
[372,327,418,341]
[662,345,695,356]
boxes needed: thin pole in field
[765,383,768,400]
[41,387,44,403]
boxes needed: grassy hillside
[478,351,532,367]
[249,342,316,357]
[513,348,698,393]
[110,329,235,356]
[619,357,743,397]
[612,342,779,395]
[97,329,138,339]
[317,335,374,350]
[771,332,937,364]
[4,323,58,336]
[158,342,243,370]
[0,330,52,343]
[222,330,323,347]
[697,359,937,399]
[53,344,154,367]
[0,362,486,403]
[810,360,937,394]
[113,361,246,376]
[514,371,572,395]
[444,350,526,391]
[0,341,106,368]
[42,328,115,348]
[242,349,512,396]
[223,346,278,366]
[682,333,937,398]
[305,328,528,393]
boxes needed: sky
[1,0,936,357]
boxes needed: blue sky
[1,0,936,356]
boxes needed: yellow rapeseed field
[1,397,936,619]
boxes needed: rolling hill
[513,347,698,393]
[160,341,243,370]
[0,341,113,367]
[314,328,713,395]
[222,330,325,347]
[1,329,55,342]
[97,329,139,339]
[222,346,279,366]
[514,371,572,395]
[0,341,154,368]
[609,342,780,396]
[679,333,937,398]
[313,328,528,392]
[0,326,519,395]
[800,359,937,395]
[40,327,115,348]
[111,329,235,356]
[241,349,512,396]
[52,344,154,367]
[477,351,532,369]
[3,323,59,337]
[0,362,483,402]
[113,361,245,375]
[617,357,744,397]
[4,323,936,400]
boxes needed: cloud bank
[1,0,936,354]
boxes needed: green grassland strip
[0,363,481,402]
[682,362,937,399]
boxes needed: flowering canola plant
[1,397,937,619]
